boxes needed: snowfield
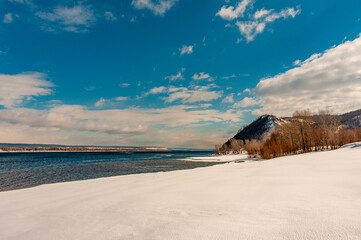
[1,143,361,240]
[184,153,249,162]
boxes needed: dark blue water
[0,151,218,191]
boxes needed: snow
[1,143,361,239]
[339,142,361,149]
[184,153,249,162]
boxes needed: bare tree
[230,139,243,154]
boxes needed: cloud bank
[253,35,361,116]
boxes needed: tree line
[215,110,361,159]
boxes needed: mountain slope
[225,114,286,146]
[340,109,361,129]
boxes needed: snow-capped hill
[226,114,284,145]
[224,108,360,147]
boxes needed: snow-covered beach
[1,143,361,240]
[184,153,249,162]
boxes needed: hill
[224,108,361,147]
[340,109,361,129]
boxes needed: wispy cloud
[222,93,234,103]
[179,45,194,55]
[147,86,168,95]
[145,84,222,104]
[253,8,272,19]
[119,83,131,88]
[3,13,14,24]
[217,1,300,42]
[0,72,53,108]
[166,85,222,103]
[132,0,178,16]
[95,96,129,107]
[165,69,185,81]
[192,72,212,81]
[216,0,253,21]
[236,7,300,42]
[233,97,258,108]
[7,0,33,5]
[104,11,117,21]
[37,5,96,32]
[115,96,129,101]
[95,97,107,107]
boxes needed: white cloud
[7,0,32,4]
[148,86,168,95]
[236,7,300,42]
[146,84,221,104]
[236,21,265,42]
[0,72,53,108]
[292,59,301,66]
[222,74,237,80]
[104,11,117,21]
[217,1,301,43]
[119,83,131,88]
[253,8,272,19]
[115,96,129,101]
[192,72,211,80]
[216,0,253,21]
[253,34,361,116]
[264,8,300,22]
[164,84,222,103]
[243,88,251,94]
[222,93,234,103]
[95,98,107,107]
[165,70,184,81]
[3,13,14,24]
[179,45,194,55]
[37,5,96,32]
[95,96,129,107]
[132,0,178,16]
[233,97,258,108]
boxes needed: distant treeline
[216,110,361,159]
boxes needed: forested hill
[224,108,361,146]
[340,109,361,129]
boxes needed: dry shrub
[245,140,262,157]
[214,143,231,155]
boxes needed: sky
[0,0,361,148]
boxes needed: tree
[293,110,313,152]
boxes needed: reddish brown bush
[258,110,361,159]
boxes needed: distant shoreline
[0,147,169,153]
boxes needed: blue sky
[0,0,361,148]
